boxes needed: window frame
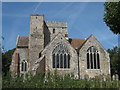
[53,28,55,34]
[52,44,70,69]
[21,60,27,72]
[87,46,100,69]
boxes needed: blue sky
[2,2,118,51]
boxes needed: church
[10,14,110,79]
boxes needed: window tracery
[87,46,100,69]
[52,44,70,68]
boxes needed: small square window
[53,28,55,33]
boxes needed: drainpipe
[75,48,80,79]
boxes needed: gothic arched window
[21,60,27,72]
[87,46,100,69]
[52,44,70,68]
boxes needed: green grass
[2,73,120,88]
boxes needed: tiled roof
[16,35,88,49]
[17,36,29,47]
[69,38,87,51]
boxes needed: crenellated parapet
[46,21,67,28]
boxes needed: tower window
[39,52,42,58]
[36,17,37,19]
[62,27,65,29]
[53,28,55,34]
[87,46,100,69]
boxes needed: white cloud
[33,2,42,14]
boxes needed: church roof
[17,36,29,47]
[16,35,89,50]
[69,38,87,50]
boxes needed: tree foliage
[2,48,15,75]
[107,46,120,79]
[104,2,120,34]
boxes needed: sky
[2,2,118,52]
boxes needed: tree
[104,2,120,34]
[107,46,120,79]
[2,48,15,76]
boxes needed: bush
[2,73,120,88]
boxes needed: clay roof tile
[69,38,87,51]
[17,36,29,47]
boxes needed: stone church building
[10,15,110,79]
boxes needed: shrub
[2,73,120,88]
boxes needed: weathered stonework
[79,35,110,79]
[29,15,44,71]
[46,21,68,41]
[10,14,110,79]
[10,48,29,74]
[40,33,78,77]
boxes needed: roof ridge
[69,38,85,39]
[69,39,87,41]
[19,36,28,37]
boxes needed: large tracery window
[87,46,100,69]
[52,44,70,68]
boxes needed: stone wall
[45,21,68,41]
[42,33,78,78]
[10,48,29,74]
[17,48,29,73]
[10,49,17,73]
[36,57,45,74]
[29,15,44,71]
[44,22,51,47]
[79,35,110,79]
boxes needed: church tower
[29,15,44,71]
